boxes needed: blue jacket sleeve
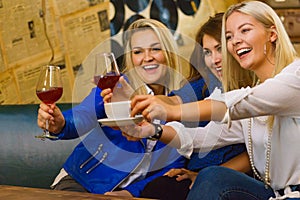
[170,78,210,127]
[57,87,107,139]
[170,77,209,104]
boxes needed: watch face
[157,125,162,133]
[147,123,163,140]
[153,123,163,139]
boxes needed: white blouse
[167,59,300,196]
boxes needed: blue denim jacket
[55,87,185,197]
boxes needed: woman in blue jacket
[110,14,248,200]
[36,19,187,197]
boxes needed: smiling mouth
[236,48,252,57]
[143,64,159,70]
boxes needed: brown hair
[188,13,224,95]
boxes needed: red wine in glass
[36,87,63,104]
[94,52,120,91]
[35,65,63,139]
[94,73,120,91]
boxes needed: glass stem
[45,119,50,136]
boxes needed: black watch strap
[147,123,163,141]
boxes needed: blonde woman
[36,18,186,197]
[120,18,184,96]
[121,1,300,199]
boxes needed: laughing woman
[121,1,300,199]
[36,19,186,197]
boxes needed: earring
[263,43,267,55]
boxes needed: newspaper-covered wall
[0,0,110,104]
[61,3,110,78]
[0,0,236,105]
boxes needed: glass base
[35,134,58,140]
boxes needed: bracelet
[147,123,163,141]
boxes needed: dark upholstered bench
[0,104,80,189]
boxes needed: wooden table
[0,185,155,200]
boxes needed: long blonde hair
[221,0,298,92]
[122,19,183,95]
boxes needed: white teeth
[143,65,157,69]
[237,48,252,56]
[216,67,222,71]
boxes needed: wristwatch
[147,123,163,141]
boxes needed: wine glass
[36,65,63,139]
[94,52,120,91]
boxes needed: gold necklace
[248,118,272,189]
